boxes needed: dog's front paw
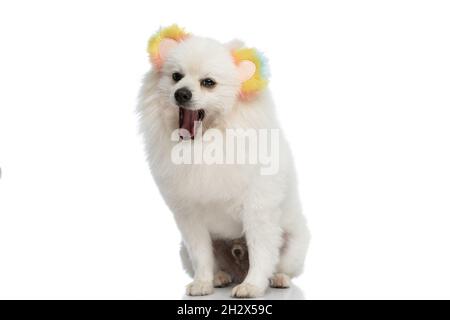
[231,282,265,298]
[186,280,214,296]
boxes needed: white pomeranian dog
[137,25,310,298]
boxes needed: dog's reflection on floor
[183,283,304,300]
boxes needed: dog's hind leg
[213,270,232,288]
[270,272,291,288]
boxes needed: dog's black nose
[174,88,192,105]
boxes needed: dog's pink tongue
[179,108,200,139]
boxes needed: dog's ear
[232,48,270,99]
[147,24,188,69]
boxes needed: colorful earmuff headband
[147,24,189,69]
[147,25,269,98]
[232,48,270,98]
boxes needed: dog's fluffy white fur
[137,32,310,298]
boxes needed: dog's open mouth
[179,107,205,140]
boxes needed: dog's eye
[172,72,184,82]
[200,78,216,88]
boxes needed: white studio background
[0,0,449,299]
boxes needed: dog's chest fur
[152,146,254,239]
